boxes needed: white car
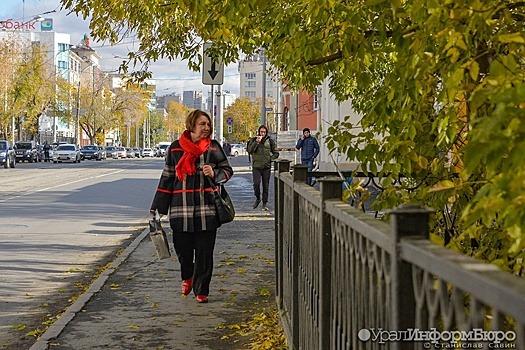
[142,148,155,157]
[52,144,81,163]
[231,144,247,156]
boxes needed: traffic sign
[226,117,233,125]
[202,42,224,85]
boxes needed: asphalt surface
[29,165,277,350]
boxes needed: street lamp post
[75,80,81,145]
[91,66,96,144]
[75,61,95,146]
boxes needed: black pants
[252,167,271,203]
[172,229,217,296]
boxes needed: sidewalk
[30,168,276,350]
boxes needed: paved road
[0,158,164,349]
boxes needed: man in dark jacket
[296,128,320,186]
[246,125,279,211]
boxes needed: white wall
[317,77,362,172]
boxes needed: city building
[0,20,103,146]
[157,93,181,110]
[182,90,203,109]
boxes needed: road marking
[0,169,125,203]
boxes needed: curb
[29,227,150,350]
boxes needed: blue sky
[0,0,241,97]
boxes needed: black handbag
[205,145,235,225]
[214,184,235,224]
[149,218,171,260]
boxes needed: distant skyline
[0,0,241,97]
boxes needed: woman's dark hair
[185,109,213,134]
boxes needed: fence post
[389,204,434,350]
[318,177,343,350]
[293,163,308,183]
[287,164,307,349]
[274,160,290,310]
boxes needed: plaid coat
[151,139,233,232]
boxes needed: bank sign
[0,18,53,31]
[41,18,53,31]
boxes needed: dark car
[14,141,39,162]
[0,140,16,168]
[81,145,103,160]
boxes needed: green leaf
[499,33,525,44]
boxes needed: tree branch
[306,50,342,66]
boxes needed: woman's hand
[202,164,215,178]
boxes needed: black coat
[151,139,233,232]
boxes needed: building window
[245,81,256,88]
[58,43,69,52]
[245,91,256,98]
[245,73,256,79]
[313,88,320,111]
[58,60,68,69]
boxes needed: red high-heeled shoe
[196,294,208,303]
[181,277,193,295]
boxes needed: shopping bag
[149,218,171,260]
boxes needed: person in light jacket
[150,109,233,304]
[296,128,320,186]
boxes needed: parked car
[0,140,16,168]
[81,145,103,160]
[104,146,119,159]
[133,147,141,158]
[157,142,171,157]
[116,147,127,158]
[14,141,39,163]
[52,144,82,163]
[231,143,247,157]
[142,148,154,157]
[98,146,107,159]
[125,147,135,158]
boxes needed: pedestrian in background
[223,140,232,157]
[296,128,320,186]
[246,125,279,211]
[43,141,51,162]
[150,109,233,304]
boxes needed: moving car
[0,140,16,168]
[81,145,103,160]
[52,144,82,163]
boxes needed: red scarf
[176,130,211,181]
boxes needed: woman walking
[151,109,233,303]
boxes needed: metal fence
[274,160,525,350]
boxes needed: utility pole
[216,85,223,144]
[260,49,267,126]
[210,85,215,138]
